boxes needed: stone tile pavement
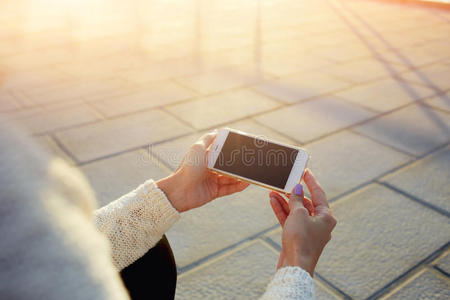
[1,0,449,299]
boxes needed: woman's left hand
[156,131,249,212]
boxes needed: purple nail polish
[294,184,303,196]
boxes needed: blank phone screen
[214,132,299,189]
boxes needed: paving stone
[22,79,129,105]
[176,241,278,300]
[121,58,199,85]
[382,146,450,213]
[259,52,332,78]
[307,131,411,199]
[1,69,68,95]
[167,89,279,130]
[323,58,406,84]
[90,81,197,118]
[314,184,450,299]
[386,270,450,299]
[33,135,74,165]
[335,77,436,112]
[0,90,21,112]
[150,131,206,171]
[252,73,351,103]
[81,150,169,206]
[400,64,450,92]
[0,106,43,121]
[425,91,450,113]
[381,46,447,69]
[15,104,100,135]
[436,253,450,275]
[176,65,264,95]
[314,281,343,300]
[167,185,278,268]
[315,44,374,63]
[255,97,374,144]
[55,109,193,163]
[355,104,450,156]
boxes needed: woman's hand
[157,131,249,213]
[269,169,336,277]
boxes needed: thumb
[198,129,218,149]
[289,184,305,211]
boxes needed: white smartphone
[207,128,309,194]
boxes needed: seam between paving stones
[378,266,431,300]
[366,241,450,300]
[427,265,450,281]
[377,181,450,218]
[314,272,353,300]
[74,130,196,166]
[328,0,448,100]
[433,265,450,278]
[327,142,448,204]
[335,0,449,96]
[260,235,351,299]
[177,223,279,275]
[177,239,260,279]
[49,133,81,165]
[251,96,449,147]
[348,129,419,158]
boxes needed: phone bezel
[207,128,309,194]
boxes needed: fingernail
[212,128,218,134]
[294,184,303,196]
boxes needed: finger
[304,169,328,208]
[289,183,306,211]
[303,196,315,216]
[218,174,241,185]
[217,181,249,197]
[197,130,218,149]
[276,252,285,270]
[270,196,288,226]
[269,191,289,216]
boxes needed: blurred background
[1,0,449,299]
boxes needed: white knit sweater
[0,121,314,299]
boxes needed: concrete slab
[90,81,197,118]
[386,270,450,299]
[425,91,450,113]
[436,253,450,275]
[315,184,450,299]
[81,149,169,206]
[167,89,280,130]
[33,135,74,165]
[335,77,436,112]
[175,241,277,300]
[355,104,450,156]
[15,104,100,135]
[382,146,450,213]
[305,131,412,200]
[176,65,264,95]
[255,97,374,144]
[252,73,351,104]
[22,79,130,105]
[55,109,193,162]
[400,64,450,93]
[323,58,406,84]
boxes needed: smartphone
[207,128,309,194]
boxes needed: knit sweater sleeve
[94,179,180,271]
[260,266,315,300]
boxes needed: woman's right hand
[269,169,337,277]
